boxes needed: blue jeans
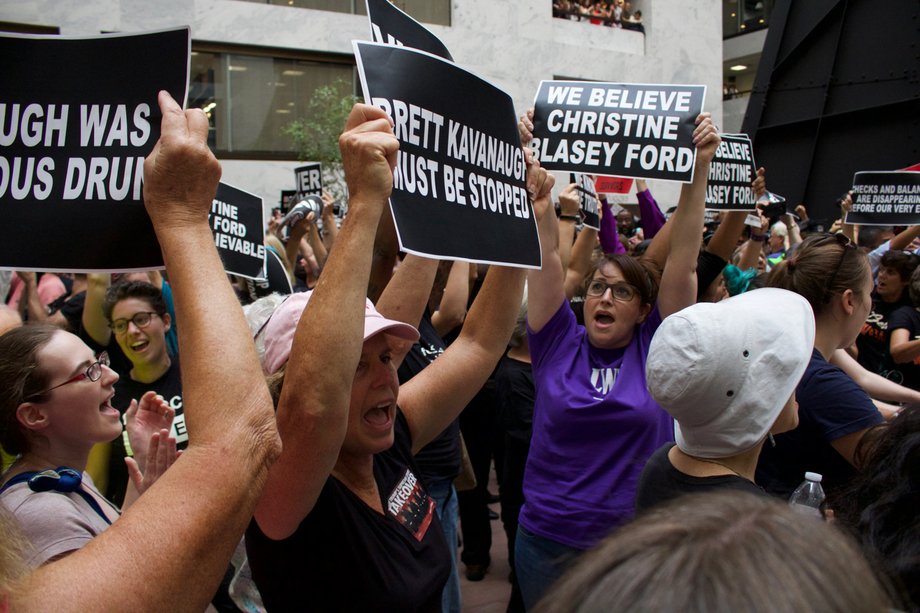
[515,525,585,611]
[428,479,461,613]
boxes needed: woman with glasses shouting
[77,280,184,508]
[514,112,719,610]
[756,233,886,499]
[0,324,176,568]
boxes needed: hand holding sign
[143,91,222,233]
[340,104,399,205]
[692,113,720,164]
[526,153,555,223]
[519,108,535,147]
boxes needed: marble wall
[0,0,722,209]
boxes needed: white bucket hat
[646,288,815,458]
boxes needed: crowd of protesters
[553,0,644,32]
[1,90,919,613]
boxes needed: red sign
[595,176,634,194]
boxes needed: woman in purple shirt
[516,112,719,610]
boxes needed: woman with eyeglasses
[80,280,184,507]
[0,324,175,568]
[756,233,886,499]
[514,112,719,610]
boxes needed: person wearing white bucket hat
[635,288,815,513]
[244,103,556,613]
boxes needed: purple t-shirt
[521,299,673,549]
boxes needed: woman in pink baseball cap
[243,102,555,613]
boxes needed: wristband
[750,233,766,242]
[559,214,580,222]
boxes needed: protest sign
[530,81,705,182]
[845,171,920,226]
[354,41,541,268]
[279,189,296,214]
[595,175,633,195]
[570,173,600,230]
[704,133,758,210]
[294,162,323,198]
[0,28,189,272]
[365,0,453,61]
[210,182,266,280]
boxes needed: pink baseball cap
[262,290,419,375]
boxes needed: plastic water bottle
[788,472,825,519]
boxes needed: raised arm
[558,183,581,273]
[375,254,440,364]
[657,113,720,318]
[82,273,111,346]
[15,272,68,328]
[254,104,397,540]
[564,223,599,300]
[706,168,765,264]
[431,260,470,337]
[830,348,920,405]
[400,157,554,452]
[13,90,281,613]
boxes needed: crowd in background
[1,95,919,613]
[553,0,644,33]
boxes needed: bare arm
[15,272,67,328]
[738,209,768,271]
[557,183,580,274]
[304,219,327,265]
[320,188,339,254]
[830,348,920,404]
[12,91,281,613]
[254,104,398,540]
[706,168,764,262]
[657,114,720,318]
[375,254,440,365]
[564,225,598,300]
[890,327,920,364]
[891,224,920,251]
[431,261,470,337]
[400,158,554,452]
[831,427,876,467]
[82,273,111,346]
[839,193,856,243]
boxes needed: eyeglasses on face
[24,352,110,401]
[109,311,159,335]
[584,279,639,302]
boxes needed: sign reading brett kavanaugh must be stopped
[354,41,541,268]
[531,81,706,183]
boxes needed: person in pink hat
[244,103,555,613]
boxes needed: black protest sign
[705,134,758,210]
[531,81,705,183]
[845,171,920,226]
[365,0,453,61]
[0,28,189,272]
[210,182,266,280]
[354,41,540,268]
[570,172,600,230]
[294,162,323,197]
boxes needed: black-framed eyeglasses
[822,233,858,303]
[584,279,639,302]
[109,311,159,335]
[24,352,110,401]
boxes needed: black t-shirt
[635,443,771,515]
[756,348,884,499]
[397,310,461,484]
[856,291,912,376]
[46,290,85,331]
[107,359,185,507]
[887,306,920,390]
[494,354,535,442]
[246,410,450,613]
